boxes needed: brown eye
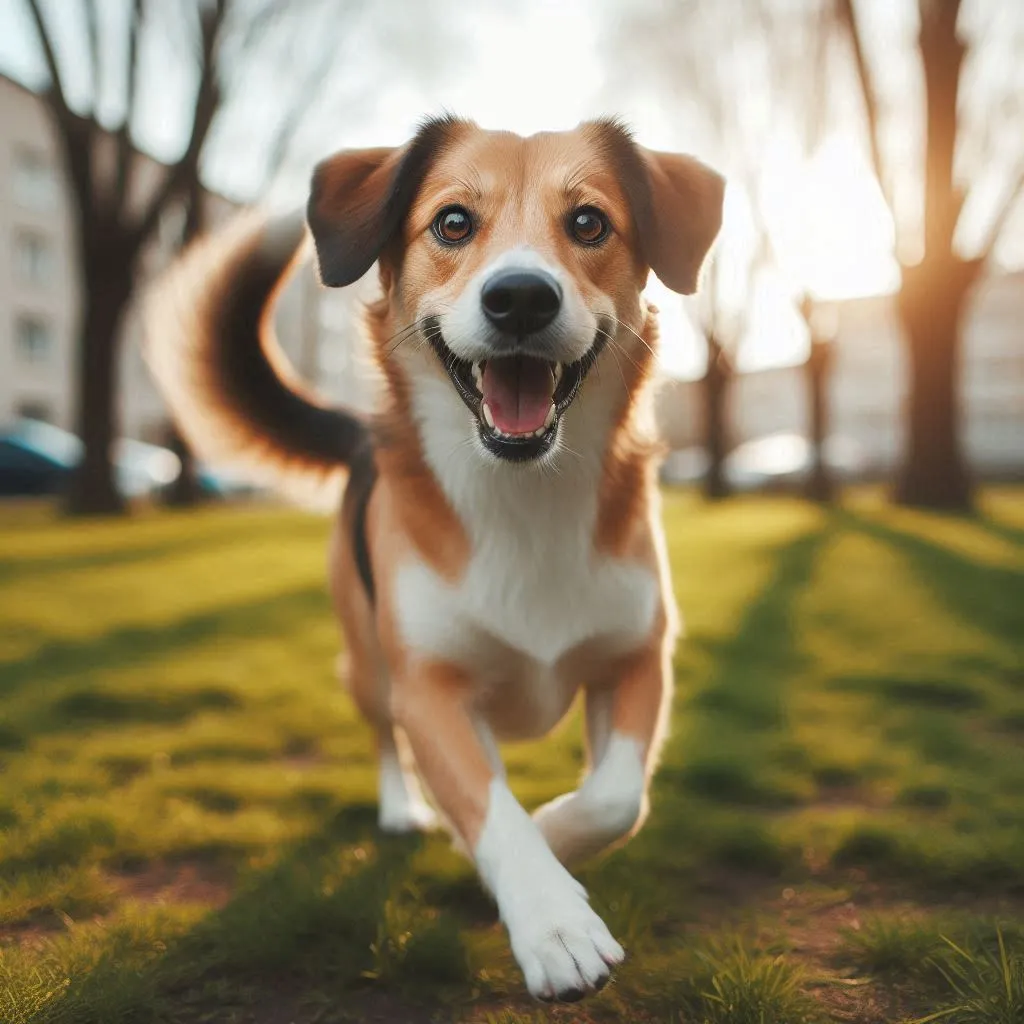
[569,206,610,245]
[433,205,473,244]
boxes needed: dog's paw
[378,797,438,834]
[505,884,625,1001]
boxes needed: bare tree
[801,298,837,503]
[607,0,808,501]
[19,0,373,515]
[838,0,1024,510]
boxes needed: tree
[607,0,824,501]
[18,0,388,515]
[838,0,1024,510]
[801,298,836,503]
[161,174,206,508]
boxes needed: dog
[145,116,723,1002]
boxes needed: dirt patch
[114,858,235,909]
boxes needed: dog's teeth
[472,362,484,390]
[482,402,495,429]
[553,364,563,387]
[533,428,545,437]
[543,404,556,429]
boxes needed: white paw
[378,797,438,834]
[504,882,625,1001]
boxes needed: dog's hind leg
[336,651,437,834]
[376,723,438,834]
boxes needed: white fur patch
[533,731,647,865]
[475,778,624,1000]
[377,738,437,834]
[435,246,597,366]
[392,359,658,733]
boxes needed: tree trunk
[160,181,205,508]
[804,338,834,504]
[702,336,732,500]
[164,425,203,507]
[65,266,133,516]
[893,257,977,511]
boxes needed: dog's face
[307,118,723,464]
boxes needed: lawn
[1,490,1022,1024]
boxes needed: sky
[1,0,1021,379]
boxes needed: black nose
[481,270,562,335]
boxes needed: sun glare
[762,133,900,302]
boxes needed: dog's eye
[569,207,610,245]
[433,206,474,245]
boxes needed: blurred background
[0,0,1021,513]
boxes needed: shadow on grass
[975,512,1024,549]
[639,517,834,895]
[0,513,316,588]
[673,519,834,797]
[839,509,1024,651]
[18,808,469,1024]
[0,585,330,705]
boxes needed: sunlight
[762,133,900,301]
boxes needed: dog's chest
[391,463,659,689]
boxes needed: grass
[0,489,1022,1022]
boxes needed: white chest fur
[393,374,659,704]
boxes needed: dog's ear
[630,148,725,295]
[307,116,465,288]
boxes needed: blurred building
[0,72,349,445]
[656,272,1024,480]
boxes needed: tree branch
[114,0,145,214]
[84,0,101,111]
[837,0,893,214]
[257,22,341,193]
[978,163,1024,264]
[129,0,228,249]
[24,0,72,121]
[24,0,95,216]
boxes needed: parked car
[0,418,80,496]
[0,419,181,499]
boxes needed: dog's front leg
[533,638,672,866]
[391,657,624,1001]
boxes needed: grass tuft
[916,928,1024,1024]
[685,938,821,1024]
[839,913,945,977]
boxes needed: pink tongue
[481,356,554,434]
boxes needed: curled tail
[143,210,370,509]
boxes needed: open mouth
[424,318,607,462]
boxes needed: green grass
[1,490,1022,1023]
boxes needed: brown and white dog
[145,116,723,1002]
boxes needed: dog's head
[307,117,723,464]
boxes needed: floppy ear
[306,147,403,287]
[306,116,465,288]
[631,148,725,295]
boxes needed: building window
[15,315,53,364]
[14,231,54,285]
[12,148,58,210]
[16,399,52,423]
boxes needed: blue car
[0,418,80,496]
[0,419,182,499]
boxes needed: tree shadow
[0,512,322,588]
[0,584,330,703]
[973,512,1024,549]
[838,509,1023,650]
[631,515,835,900]
[41,806,452,1024]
